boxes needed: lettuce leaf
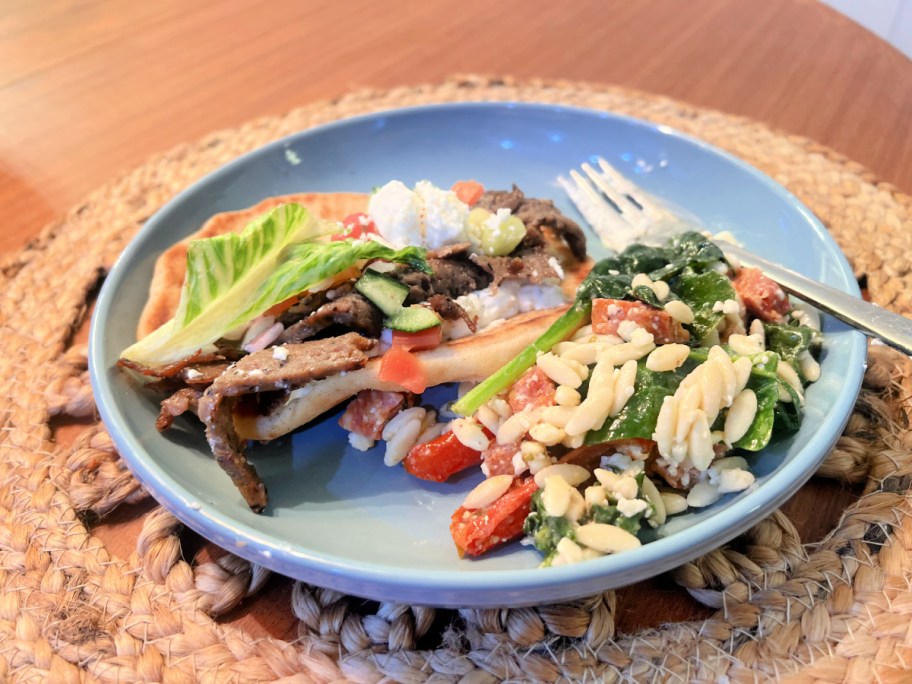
[121,203,429,366]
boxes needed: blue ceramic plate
[90,103,866,607]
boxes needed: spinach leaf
[773,381,804,434]
[589,473,651,534]
[576,269,632,302]
[674,270,737,342]
[631,284,662,308]
[585,365,681,444]
[523,491,576,564]
[733,373,780,451]
[589,503,645,535]
[648,232,727,281]
[764,322,821,383]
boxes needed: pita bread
[137,192,368,339]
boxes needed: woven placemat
[2,74,912,682]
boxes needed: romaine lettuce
[121,203,429,366]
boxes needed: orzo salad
[381,231,822,566]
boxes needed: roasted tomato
[450,477,538,556]
[338,390,409,440]
[481,440,522,477]
[592,298,690,343]
[507,367,557,414]
[404,431,484,482]
[732,267,790,323]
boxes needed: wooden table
[4,0,911,640]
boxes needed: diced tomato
[391,326,442,351]
[450,477,538,557]
[482,440,522,476]
[378,345,428,393]
[404,431,484,482]
[331,212,378,241]
[732,267,790,323]
[451,180,485,206]
[592,298,690,343]
[338,390,407,440]
[508,367,557,414]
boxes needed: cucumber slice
[355,270,409,316]
[386,305,441,332]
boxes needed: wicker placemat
[2,75,912,682]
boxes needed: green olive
[465,208,527,256]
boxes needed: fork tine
[594,157,671,222]
[581,162,644,223]
[559,170,647,251]
[563,156,688,251]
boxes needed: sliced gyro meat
[278,292,383,344]
[427,294,477,333]
[118,350,228,379]
[198,332,376,512]
[470,251,562,287]
[157,388,204,431]
[395,257,492,303]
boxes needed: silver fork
[559,157,912,355]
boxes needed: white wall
[822,0,912,58]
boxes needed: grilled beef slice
[157,388,204,431]
[475,185,587,261]
[470,251,561,286]
[197,332,376,512]
[278,292,383,344]
[427,294,477,332]
[395,257,492,303]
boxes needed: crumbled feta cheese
[512,450,528,476]
[184,368,202,380]
[455,281,566,333]
[367,180,468,250]
[600,452,634,472]
[272,345,289,362]
[367,180,419,245]
[616,497,648,517]
[284,149,301,166]
[616,319,640,342]
[348,432,375,451]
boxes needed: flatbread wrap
[119,180,591,511]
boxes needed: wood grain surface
[9,0,910,640]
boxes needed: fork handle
[721,243,912,355]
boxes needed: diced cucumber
[355,270,409,316]
[386,305,441,332]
